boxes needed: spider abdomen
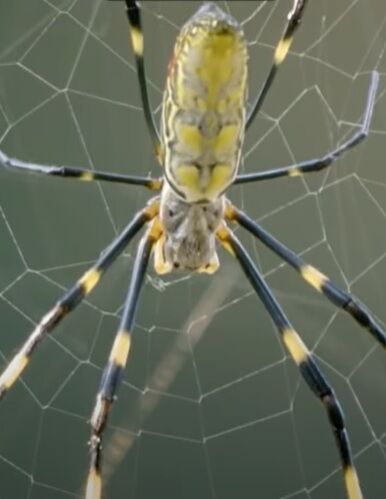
[161,2,248,204]
[154,183,224,274]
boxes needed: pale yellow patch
[216,225,235,256]
[178,124,203,156]
[80,171,95,181]
[148,178,163,191]
[213,125,239,156]
[176,165,200,192]
[206,164,232,198]
[197,253,220,274]
[288,167,303,177]
[274,37,293,64]
[282,328,309,365]
[109,331,131,367]
[154,237,173,275]
[344,466,363,499]
[300,265,327,292]
[0,353,28,389]
[130,27,143,56]
[79,268,101,294]
[224,202,237,221]
[144,198,160,220]
[195,33,240,106]
[148,217,163,241]
[86,468,102,499]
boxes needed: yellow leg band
[86,468,102,499]
[282,328,309,365]
[344,465,363,499]
[0,353,29,390]
[109,331,132,367]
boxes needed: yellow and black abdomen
[161,2,248,203]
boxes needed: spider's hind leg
[217,225,363,499]
[86,218,162,499]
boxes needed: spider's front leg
[246,0,308,130]
[0,148,162,190]
[236,71,379,185]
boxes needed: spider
[0,1,383,498]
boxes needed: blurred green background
[1,1,386,498]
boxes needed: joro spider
[0,1,383,498]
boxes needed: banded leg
[237,71,379,184]
[0,198,159,399]
[226,202,386,349]
[0,149,162,190]
[246,0,308,130]
[85,220,161,499]
[123,0,162,161]
[217,225,363,499]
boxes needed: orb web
[0,1,386,498]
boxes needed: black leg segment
[217,225,363,499]
[237,72,379,185]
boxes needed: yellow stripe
[344,465,363,499]
[0,353,29,390]
[300,265,327,292]
[109,331,131,367]
[274,37,292,64]
[86,467,102,499]
[282,328,309,364]
[79,269,101,294]
[130,27,143,56]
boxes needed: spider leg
[236,71,379,185]
[123,0,162,161]
[246,0,308,130]
[226,202,386,349]
[85,219,161,499]
[0,149,162,190]
[217,225,363,499]
[0,198,159,399]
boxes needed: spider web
[0,1,386,498]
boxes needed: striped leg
[226,203,386,349]
[123,0,162,161]
[246,0,308,130]
[0,149,162,190]
[217,225,363,499]
[85,220,161,499]
[236,71,379,184]
[0,198,159,399]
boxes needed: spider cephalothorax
[156,183,224,273]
